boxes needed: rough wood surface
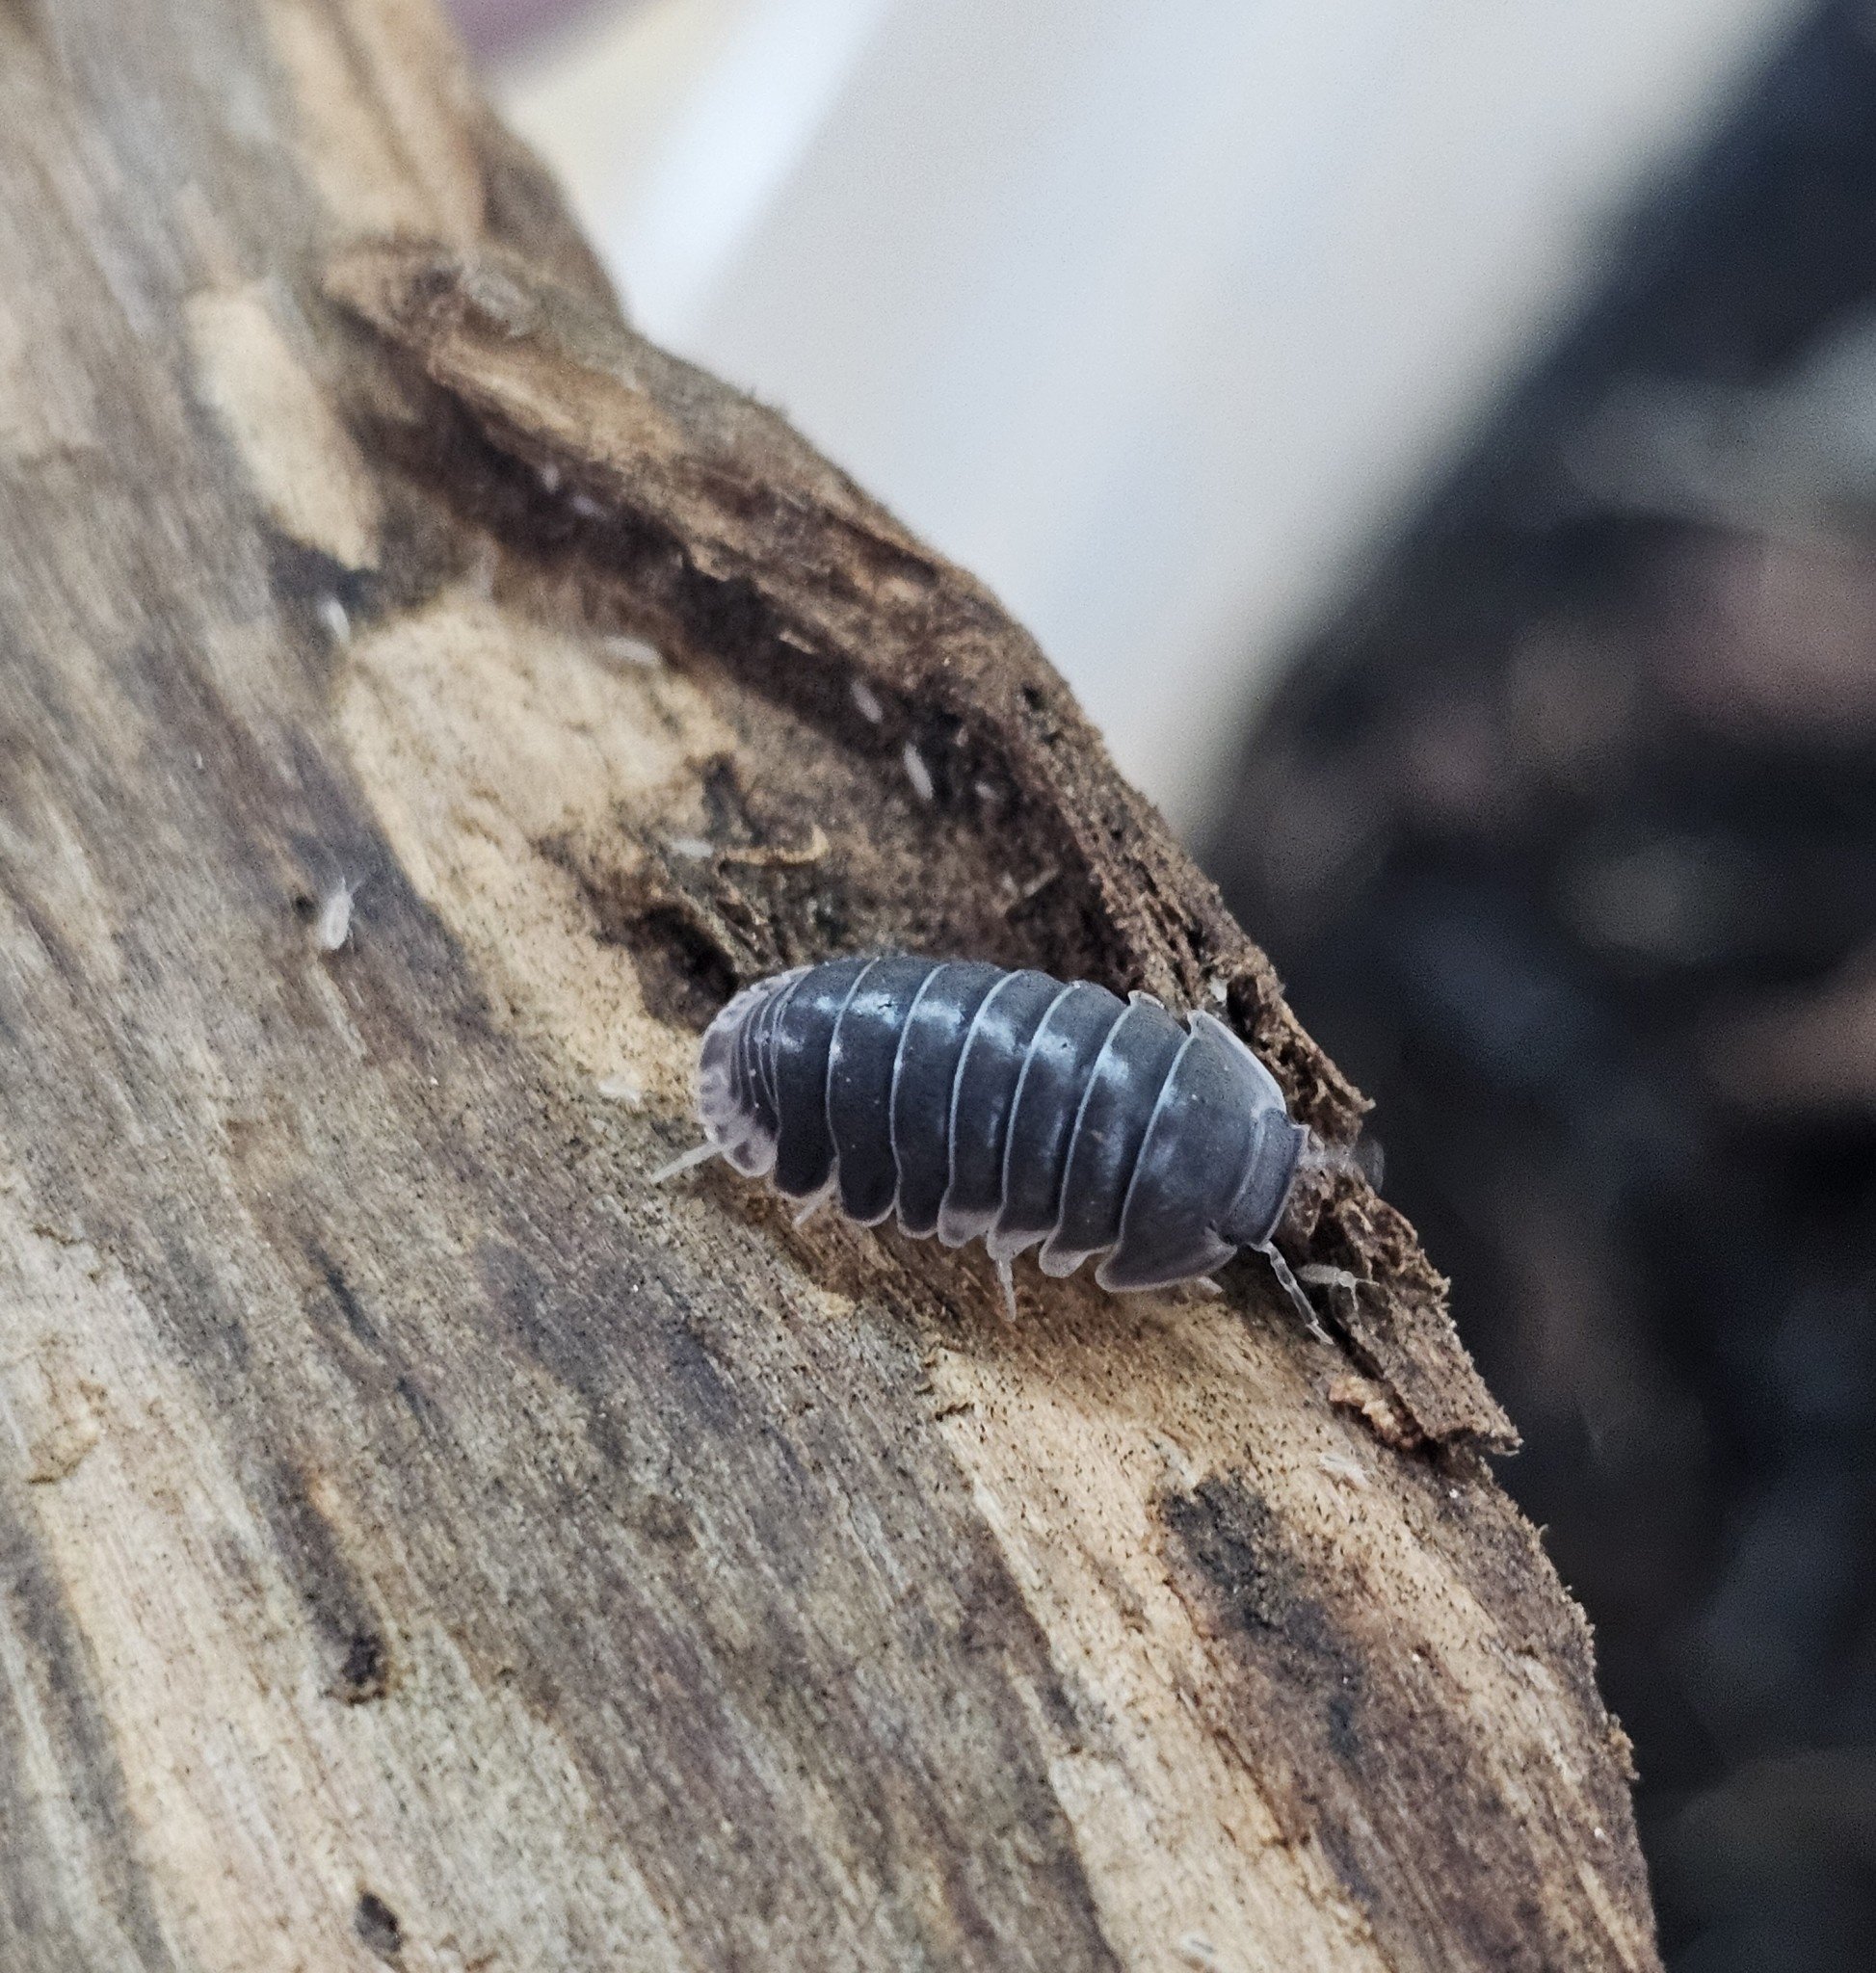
[0,3,1657,1968]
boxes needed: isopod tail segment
[651,957,1347,1341]
[649,966,810,1187]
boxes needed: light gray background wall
[497,0,1801,831]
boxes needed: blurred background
[452,3,1876,1964]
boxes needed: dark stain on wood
[0,1501,180,1972]
[255,1454,397,1705]
[333,1627,392,1705]
[1164,1475,1366,1752]
[1162,1460,1651,1972]
[353,1888,404,1960]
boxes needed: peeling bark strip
[0,1,1652,1968]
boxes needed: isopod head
[1095,1011,1308,1290]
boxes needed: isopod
[656,954,1334,1332]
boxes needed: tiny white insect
[901,741,935,803]
[600,634,662,670]
[316,594,352,644]
[850,677,885,724]
[313,875,359,953]
[569,491,606,520]
[538,460,563,493]
[595,1071,645,1107]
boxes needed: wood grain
[0,3,1656,1967]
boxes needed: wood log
[0,4,1658,1967]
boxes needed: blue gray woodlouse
[657,954,1332,1330]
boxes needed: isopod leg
[994,1252,1017,1322]
[793,1181,836,1227]
[650,1142,722,1185]
[1258,1241,1332,1345]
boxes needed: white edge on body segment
[1095,1013,1239,1292]
[751,965,811,1129]
[818,957,884,1212]
[887,962,950,1234]
[937,970,1027,1249]
[984,1226,1043,1263]
[1093,1025,1200,1293]
[984,980,1078,1265]
[1036,998,1150,1279]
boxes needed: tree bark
[0,4,1657,1969]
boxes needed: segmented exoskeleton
[658,954,1327,1327]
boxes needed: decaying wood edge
[325,236,1513,1455]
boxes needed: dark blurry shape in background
[1207,6,1876,1967]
